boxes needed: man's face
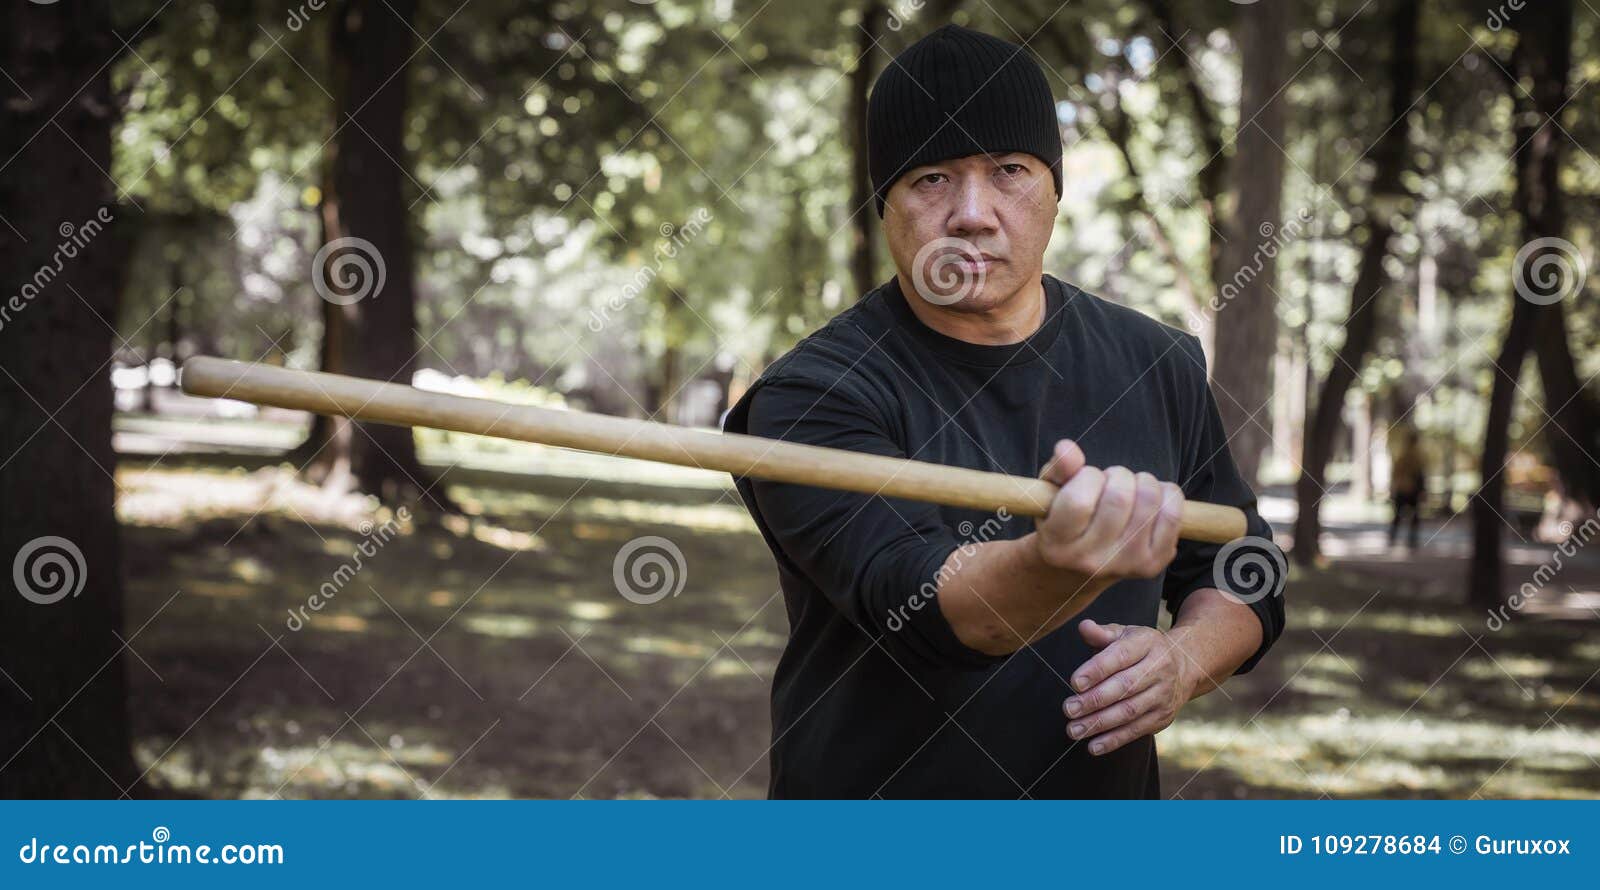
[882,151,1056,311]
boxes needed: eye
[917,172,948,186]
[999,163,1027,177]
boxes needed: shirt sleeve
[741,374,1004,672]
[1160,335,1287,675]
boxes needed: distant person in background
[1389,427,1427,550]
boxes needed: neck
[895,274,1047,345]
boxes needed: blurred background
[3,0,1598,799]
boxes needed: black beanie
[867,24,1063,216]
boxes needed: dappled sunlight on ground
[117,457,1600,799]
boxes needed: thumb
[1039,439,1087,485]
[1078,619,1122,648]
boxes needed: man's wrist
[1163,624,1204,702]
[1021,531,1112,599]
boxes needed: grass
[115,453,1600,799]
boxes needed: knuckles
[1037,463,1184,582]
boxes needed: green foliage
[104,0,1600,451]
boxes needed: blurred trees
[89,0,1600,566]
[1293,0,1423,563]
[3,1,1599,599]
[1210,0,1288,487]
[1471,0,1594,606]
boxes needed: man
[724,24,1285,798]
[1388,426,1427,550]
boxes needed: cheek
[886,212,944,265]
[884,220,919,270]
[1009,197,1055,256]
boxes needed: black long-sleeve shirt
[724,274,1283,798]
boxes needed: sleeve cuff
[882,543,1007,671]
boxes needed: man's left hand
[1061,619,1197,756]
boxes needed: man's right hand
[1031,439,1183,584]
[932,439,1187,656]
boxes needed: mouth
[952,253,1002,274]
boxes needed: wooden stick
[180,356,1248,543]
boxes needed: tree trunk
[1471,301,1534,606]
[1533,301,1599,510]
[1441,275,1461,512]
[289,175,353,491]
[1208,0,1289,487]
[1291,0,1421,564]
[848,0,885,298]
[294,0,449,509]
[1351,390,1373,501]
[1470,1,1578,605]
[0,0,138,797]
[1520,2,1597,514]
[165,259,184,372]
[645,346,680,421]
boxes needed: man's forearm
[934,450,1184,657]
[934,534,1110,656]
[1168,587,1264,698]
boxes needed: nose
[947,173,1000,238]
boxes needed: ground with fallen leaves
[115,435,1600,799]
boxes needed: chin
[947,273,1024,313]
